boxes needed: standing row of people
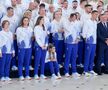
[0,0,108,81]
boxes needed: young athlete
[34,16,48,80]
[16,17,33,80]
[82,10,98,76]
[45,44,61,79]
[0,20,15,81]
[51,10,64,66]
[63,13,81,78]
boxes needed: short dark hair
[2,20,10,28]
[70,13,77,18]
[39,3,45,8]
[72,0,78,3]
[85,4,92,8]
[7,7,13,11]
[92,10,98,14]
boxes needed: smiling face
[92,12,98,20]
[7,8,14,17]
[22,17,29,27]
[72,1,78,9]
[2,20,10,31]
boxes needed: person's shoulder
[97,22,102,26]
[16,26,22,31]
[34,26,41,32]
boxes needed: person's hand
[13,34,16,40]
[12,53,15,57]
[58,29,64,33]
[105,39,108,45]
[42,46,47,50]
[0,53,2,58]
[75,38,80,43]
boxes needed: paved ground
[0,74,108,90]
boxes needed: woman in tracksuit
[16,17,33,80]
[63,13,81,78]
[0,20,15,81]
[45,44,61,79]
[76,12,84,67]
[34,16,48,80]
[82,10,98,77]
[51,10,64,65]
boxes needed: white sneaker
[1,77,6,81]
[84,72,91,77]
[51,74,59,80]
[29,66,34,70]
[25,76,32,80]
[11,66,18,71]
[101,63,105,67]
[34,75,40,80]
[19,76,24,81]
[72,73,81,79]
[65,73,70,77]
[90,71,98,76]
[40,75,47,79]
[5,77,12,81]
[57,73,61,79]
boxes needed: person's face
[34,2,39,8]
[11,0,17,6]
[7,9,14,16]
[54,11,61,20]
[24,12,32,19]
[29,3,35,10]
[86,6,92,13]
[49,6,54,12]
[97,6,103,12]
[63,2,68,8]
[4,22,10,30]
[100,15,108,22]
[81,1,87,7]
[70,15,76,22]
[72,2,78,9]
[40,18,44,25]
[51,47,55,53]
[92,12,98,20]
[98,1,103,7]
[39,8,46,16]
[23,18,29,26]
[58,8,62,13]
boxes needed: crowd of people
[0,0,108,82]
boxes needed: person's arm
[34,27,43,48]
